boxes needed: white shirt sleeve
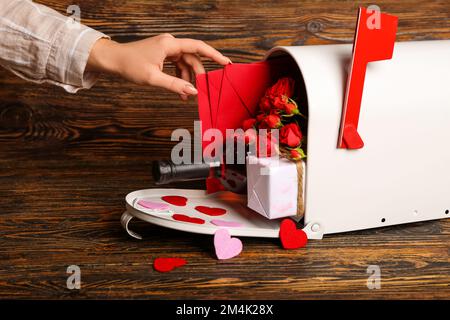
[0,0,109,93]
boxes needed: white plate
[122,189,282,239]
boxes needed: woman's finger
[175,64,188,100]
[149,66,198,96]
[172,38,231,66]
[176,60,192,100]
[177,59,192,82]
[182,53,205,75]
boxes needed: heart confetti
[279,219,308,249]
[211,219,243,228]
[206,176,226,194]
[137,199,170,211]
[195,205,227,216]
[214,229,243,260]
[161,195,188,206]
[172,214,205,225]
[153,257,187,273]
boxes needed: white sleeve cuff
[46,22,110,93]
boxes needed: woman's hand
[87,34,231,100]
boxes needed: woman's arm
[87,34,231,100]
[0,1,231,98]
[0,0,107,93]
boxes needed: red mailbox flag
[338,7,398,149]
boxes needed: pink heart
[137,199,170,211]
[211,219,243,228]
[214,229,243,260]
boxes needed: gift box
[246,155,305,220]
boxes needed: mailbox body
[265,40,450,238]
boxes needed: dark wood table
[0,0,448,299]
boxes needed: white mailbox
[247,40,450,239]
[122,9,450,241]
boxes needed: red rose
[272,96,298,115]
[283,101,298,114]
[290,149,301,160]
[290,148,306,160]
[259,96,272,113]
[272,96,286,111]
[256,113,266,122]
[263,114,281,129]
[266,77,295,98]
[280,123,303,147]
[242,118,256,130]
[256,113,268,129]
[283,102,297,115]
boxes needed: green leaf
[297,148,306,158]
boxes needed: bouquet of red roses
[242,77,306,161]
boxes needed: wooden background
[0,0,449,299]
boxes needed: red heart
[161,195,188,206]
[206,177,226,194]
[195,205,227,216]
[279,219,308,249]
[172,214,205,224]
[153,257,186,273]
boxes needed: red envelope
[196,72,213,132]
[196,61,273,150]
[206,68,226,130]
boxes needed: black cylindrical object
[152,160,218,184]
